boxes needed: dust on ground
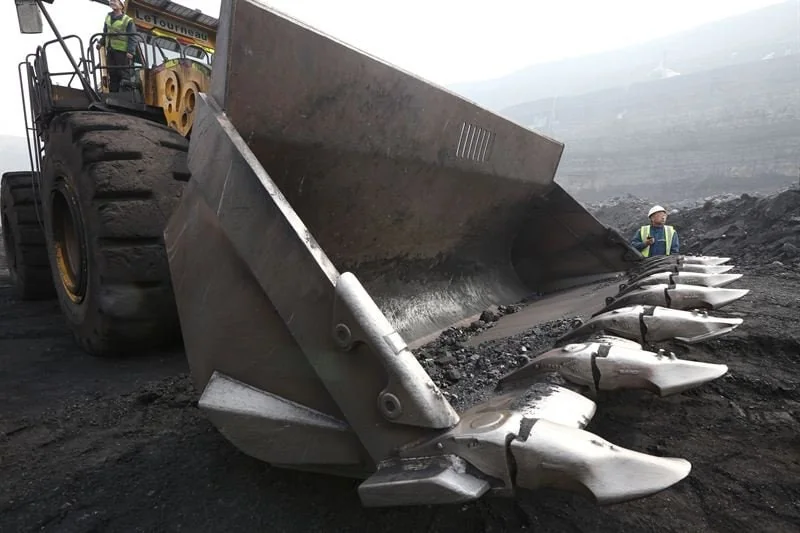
[1,189,798,532]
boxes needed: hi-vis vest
[105,13,134,52]
[639,225,675,257]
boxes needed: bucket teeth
[647,307,743,344]
[560,305,744,345]
[511,419,692,504]
[498,340,728,396]
[601,284,749,313]
[387,382,692,506]
[631,263,736,280]
[642,255,730,266]
[619,272,743,295]
[679,255,731,266]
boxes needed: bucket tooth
[646,307,743,344]
[559,305,744,345]
[618,272,743,295]
[686,273,743,287]
[510,419,692,504]
[498,341,728,396]
[600,284,749,313]
[558,305,648,344]
[582,333,643,349]
[641,255,730,266]
[668,284,750,310]
[594,343,729,396]
[680,255,731,266]
[394,382,691,505]
[630,263,735,280]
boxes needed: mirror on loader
[15,0,44,34]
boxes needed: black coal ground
[413,308,579,411]
[1,189,799,532]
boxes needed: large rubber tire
[1,171,56,300]
[40,111,190,357]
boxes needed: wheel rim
[1,212,18,278]
[51,182,87,303]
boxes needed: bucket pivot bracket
[331,272,460,430]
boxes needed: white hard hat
[648,205,667,218]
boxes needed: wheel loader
[4,0,751,510]
[4,0,214,353]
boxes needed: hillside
[501,54,800,202]
[451,1,799,111]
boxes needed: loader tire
[40,111,190,357]
[1,171,56,300]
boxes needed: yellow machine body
[97,0,217,136]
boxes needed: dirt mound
[587,186,800,267]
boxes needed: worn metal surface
[207,0,638,345]
[630,262,735,279]
[396,381,692,504]
[199,371,364,466]
[166,93,469,469]
[618,272,743,294]
[558,305,744,345]
[498,340,729,396]
[332,272,459,429]
[166,91,696,505]
[397,382,598,495]
[164,0,735,508]
[358,455,490,507]
[645,255,731,266]
[509,419,692,504]
[599,284,750,313]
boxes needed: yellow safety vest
[639,225,675,258]
[105,13,134,52]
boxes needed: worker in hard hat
[630,205,680,257]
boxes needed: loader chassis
[2,0,216,355]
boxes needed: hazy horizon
[0,0,791,138]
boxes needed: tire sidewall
[1,183,21,288]
[36,111,188,355]
[41,128,98,341]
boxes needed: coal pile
[588,186,800,267]
[413,306,578,411]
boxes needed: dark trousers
[106,49,130,92]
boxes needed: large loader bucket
[201,0,636,345]
[165,0,741,508]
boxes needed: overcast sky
[0,0,788,138]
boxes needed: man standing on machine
[98,0,137,92]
